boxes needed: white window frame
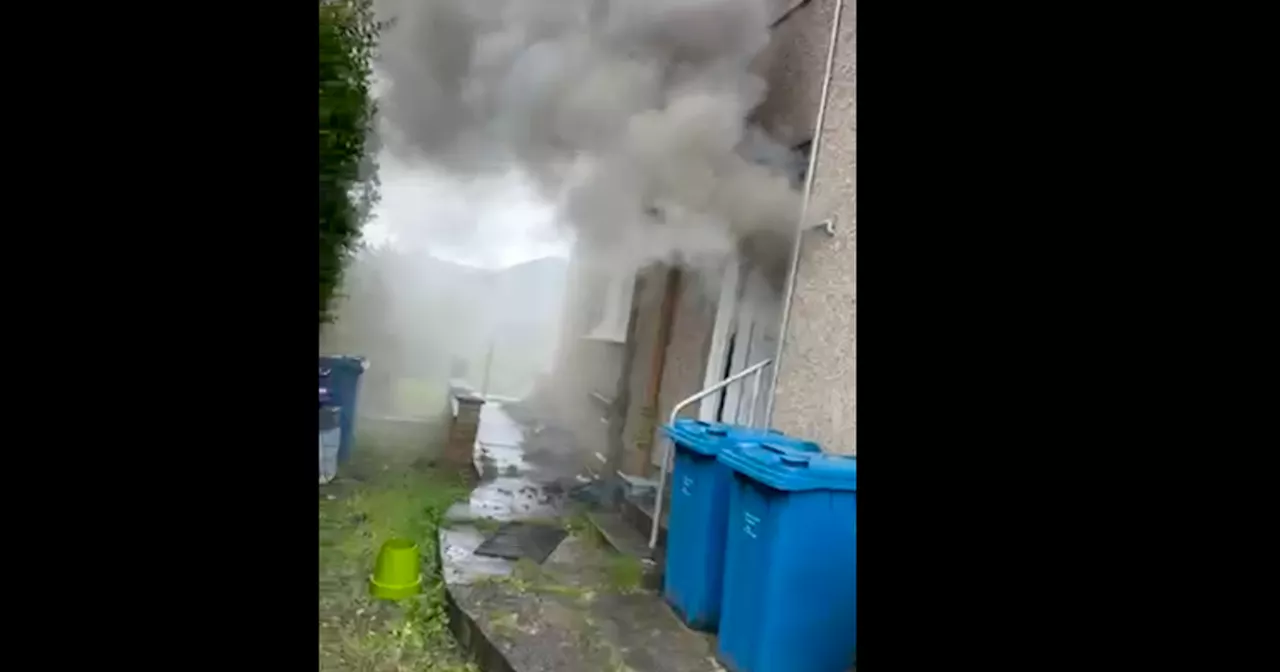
[584,268,634,343]
[699,257,742,421]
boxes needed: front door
[699,260,783,427]
[727,267,782,426]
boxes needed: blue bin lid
[662,419,822,457]
[717,441,857,492]
[319,355,369,373]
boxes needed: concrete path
[439,403,722,672]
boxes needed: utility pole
[480,271,498,401]
[480,340,495,400]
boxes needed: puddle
[477,441,532,475]
[467,477,564,520]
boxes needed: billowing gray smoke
[373,0,802,276]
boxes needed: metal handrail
[649,359,772,550]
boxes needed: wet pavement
[445,403,577,524]
[439,402,722,672]
[440,403,584,584]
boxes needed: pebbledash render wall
[761,0,857,454]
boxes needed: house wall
[755,0,840,148]
[760,0,857,454]
[618,265,672,475]
[651,274,719,467]
[611,0,858,469]
[599,263,719,477]
[546,0,857,465]
[542,256,626,456]
[542,256,683,471]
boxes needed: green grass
[604,555,645,594]
[319,447,478,672]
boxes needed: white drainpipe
[764,0,846,427]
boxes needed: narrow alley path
[439,402,722,672]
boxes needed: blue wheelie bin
[715,442,857,672]
[660,419,821,631]
[319,355,367,463]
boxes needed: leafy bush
[319,0,379,326]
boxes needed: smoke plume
[373,0,803,276]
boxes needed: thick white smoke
[373,0,803,276]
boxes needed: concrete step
[586,510,652,558]
[586,510,665,591]
[616,471,659,498]
[621,491,668,551]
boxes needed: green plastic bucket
[369,538,423,599]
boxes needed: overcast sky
[360,149,571,269]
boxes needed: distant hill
[322,249,570,407]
